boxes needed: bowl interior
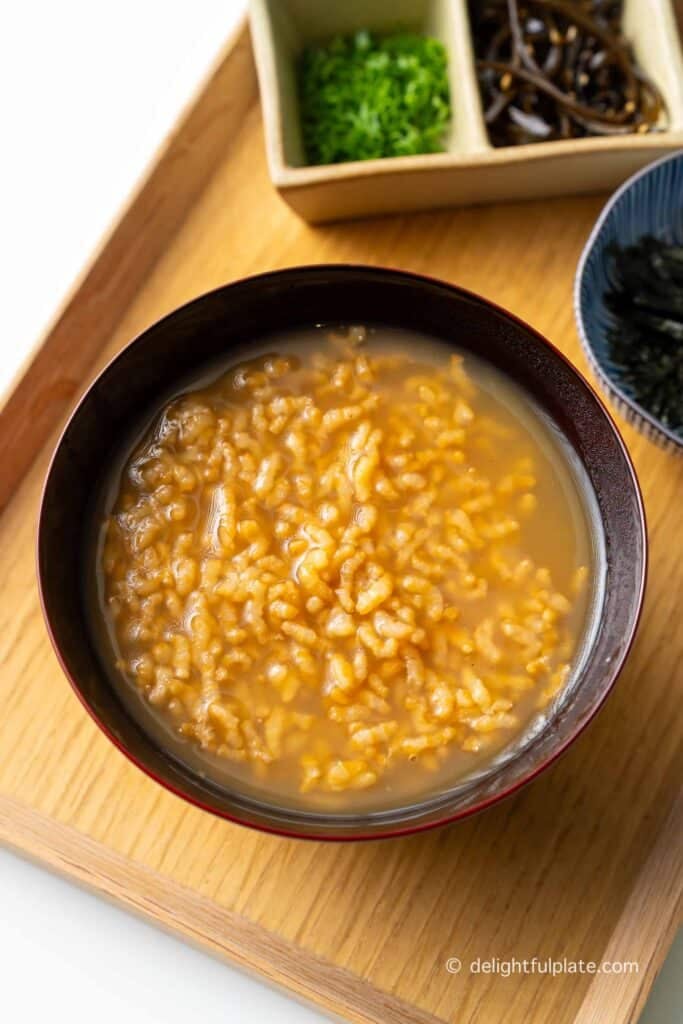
[576,151,683,450]
[39,267,646,839]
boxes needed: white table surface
[0,3,679,1021]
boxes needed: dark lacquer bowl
[38,266,647,840]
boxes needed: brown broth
[89,326,602,813]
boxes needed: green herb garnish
[297,30,451,165]
[604,235,683,436]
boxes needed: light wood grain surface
[0,22,681,1024]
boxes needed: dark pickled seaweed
[469,1,665,146]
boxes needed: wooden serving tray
[0,19,681,1024]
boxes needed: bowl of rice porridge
[38,266,646,839]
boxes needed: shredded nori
[297,30,451,166]
[604,236,683,436]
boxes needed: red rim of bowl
[37,264,648,841]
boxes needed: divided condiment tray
[249,0,683,221]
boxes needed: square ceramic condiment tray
[249,0,683,221]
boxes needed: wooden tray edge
[574,790,683,1024]
[1,790,680,1024]
[0,793,446,1024]
[0,17,258,512]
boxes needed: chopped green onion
[297,30,452,166]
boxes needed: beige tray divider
[445,0,490,155]
[625,0,683,131]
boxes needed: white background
[0,2,679,1021]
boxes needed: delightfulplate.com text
[445,956,639,978]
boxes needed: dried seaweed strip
[470,0,665,146]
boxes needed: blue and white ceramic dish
[574,150,683,454]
